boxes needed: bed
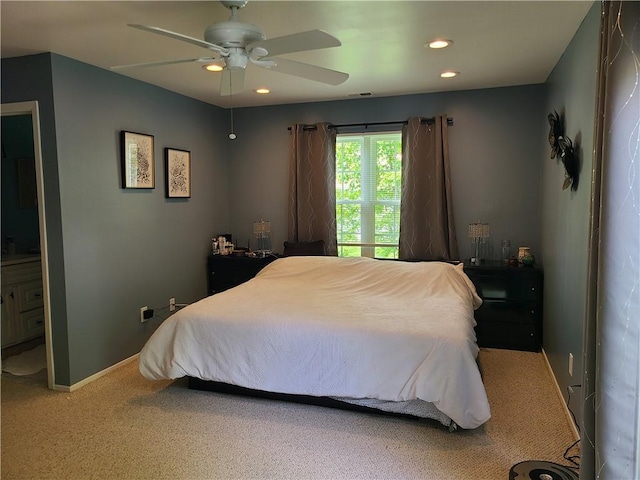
[139,256,491,430]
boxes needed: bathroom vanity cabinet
[1,256,45,348]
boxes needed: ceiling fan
[111,0,349,96]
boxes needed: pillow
[283,240,326,257]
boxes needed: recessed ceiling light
[202,64,223,72]
[427,39,453,49]
[255,88,270,94]
[440,71,459,78]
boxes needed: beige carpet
[1,348,579,479]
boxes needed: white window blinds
[336,132,402,258]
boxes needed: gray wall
[3,53,230,385]
[1,53,70,383]
[541,2,600,424]
[229,84,547,262]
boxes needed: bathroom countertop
[1,254,41,267]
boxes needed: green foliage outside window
[336,133,402,258]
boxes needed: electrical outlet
[568,353,574,377]
[140,306,148,323]
[169,297,176,312]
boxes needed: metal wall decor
[547,111,579,191]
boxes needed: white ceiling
[1,1,593,109]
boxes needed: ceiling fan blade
[110,57,218,70]
[266,57,349,86]
[249,29,341,58]
[128,24,229,56]
[220,68,246,96]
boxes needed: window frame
[335,130,402,258]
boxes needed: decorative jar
[521,254,536,266]
[517,246,531,264]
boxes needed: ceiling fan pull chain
[229,72,237,140]
[229,106,236,140]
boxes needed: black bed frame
[187,377,424,420]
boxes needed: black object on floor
[509,460,578,480]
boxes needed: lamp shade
[468,222,490,239]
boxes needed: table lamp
[469,222,490,265]
[253,220,272,257]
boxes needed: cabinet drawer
[476,319,539,351]
[17,281,44,311]
[20,307,45,340]
[209,270,260,294]
[476,300,540,324]
[514,275,542,302]
[468,271,541,303]
[2,261,42,284]
[467,272,508,300]
[208,255,279,295]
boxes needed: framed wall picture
[121,131,155,189]
[165,148,191,198]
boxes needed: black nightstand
[464,261,543,352]
[207,254,279,295]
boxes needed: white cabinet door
[1,285,20,347]
[17,281,44,312]
[21,307,45,341]
[1,260,44,348]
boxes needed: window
[336,132,402,258]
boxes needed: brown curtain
[287,123,338,255]
[399,116,458,260]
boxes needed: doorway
[1,101,54,389]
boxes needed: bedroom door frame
[1,101,55,389]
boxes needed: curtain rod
[287,117,454,131]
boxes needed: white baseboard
[541,348,580,440]
[52,353,140,392]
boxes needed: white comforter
[139,256,491,429]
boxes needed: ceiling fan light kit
[428,39,453,49]
[203,63,224,72]
[225,49,249,70]
[115,0,349,98]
